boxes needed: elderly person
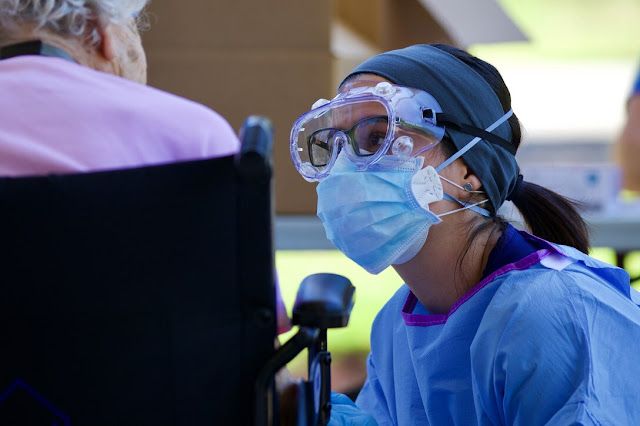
[0,0,239,174]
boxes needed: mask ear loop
[437,196,490,218]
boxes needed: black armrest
[292,273,355,329]
[256,273,355,426]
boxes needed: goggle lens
[351,116,389,155]
[306,116,391,167]
[308,129,334,167]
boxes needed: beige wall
[142,1,333,214]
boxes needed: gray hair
[0,0,149,44]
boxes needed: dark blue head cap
[342,44,520,212]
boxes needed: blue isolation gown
[330,225,640,425]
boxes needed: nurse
[290,44,640,424]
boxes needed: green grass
[276,249,404,373]
[276,250,404,355]
[277,247,640,364]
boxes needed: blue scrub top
[330,225,640,425]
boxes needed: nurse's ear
[441,158,482,200]
[463,169,482,194]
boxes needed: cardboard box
[142,0,330,50]
[146,49,333,214]
[520,163,622,213]
[142,0,334,215]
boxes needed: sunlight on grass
[589,248,640,289]
[276,250,405,374]
[588,247,616,265]
[625,252,640,290]
[276,250,403,355]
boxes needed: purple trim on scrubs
[402,227,565,326]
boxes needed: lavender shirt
[0,55,239,175]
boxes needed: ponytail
[509,181,590,254]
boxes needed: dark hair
[431,44,590,254]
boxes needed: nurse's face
[341,74,475,217]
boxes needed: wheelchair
[0,116,354,425]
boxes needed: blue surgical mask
[317,152,444,274]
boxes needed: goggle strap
[435,109,513,173]
[434,113,516,155]
[440,193,491,217]
[435,136,480,173]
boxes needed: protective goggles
[290,81,446,182]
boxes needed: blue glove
[328,392,378,426]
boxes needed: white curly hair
[0,0,149,44]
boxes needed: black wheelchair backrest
[0,119,276,425]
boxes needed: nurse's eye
[366,132,386,148]
[352,116,388,156]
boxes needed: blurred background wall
[142,1,332,215]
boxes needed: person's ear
[462,168,482,194]
[445,158,482,198]
[96,17,116,61]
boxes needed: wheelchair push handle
[238,115,274,168]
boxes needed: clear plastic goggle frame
[290,81,446,182]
